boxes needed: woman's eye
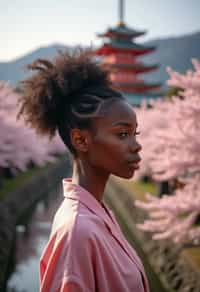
[117,130,140,139]
[117,132,129,138]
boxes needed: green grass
[112,176,158,200]
[0,162,52,200]
[0,154,69,201]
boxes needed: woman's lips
[127,160,141,169]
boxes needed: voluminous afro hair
[18,49,123,155]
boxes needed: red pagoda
[95,0,161,103]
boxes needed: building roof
[112,81,161,93]
[103,63,159,73]
[96,40,155,56]
[97,23,146,39]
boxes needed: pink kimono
[40,178,150,292]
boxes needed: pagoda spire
[119,0,125,26]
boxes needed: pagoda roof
[103,63,159,73]
[96,40,155,56]
[97,23,146,39]
[112,81,161,93]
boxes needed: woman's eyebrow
[111,121,138,127]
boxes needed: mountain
[141,31,200,87]
[0,44,73,86]
[0,31,200,87]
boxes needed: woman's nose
[136,141,142,152]
[131,139,142,153]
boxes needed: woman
[18,51,149,292]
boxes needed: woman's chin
[123,172,135,179]
[115,169,136,179]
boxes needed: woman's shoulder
[75,208,105,240]
[73,201,108,246]
[50,197,105,244]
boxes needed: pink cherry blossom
[0,81,66,172]
[134,59,200,245]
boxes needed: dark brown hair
[18,50,123,155]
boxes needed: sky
[1,0,200,61]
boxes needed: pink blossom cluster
[134,59,200,245]
[0,82,66,172]
[135,174,200,245]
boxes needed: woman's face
[86,99,142,179]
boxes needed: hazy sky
[1,0,200,61]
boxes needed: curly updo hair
[18,50,124,156]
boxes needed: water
[6,187,63,292]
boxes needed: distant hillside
[0,44,73,86]
[141,31,200,86]
[0,31,200,87]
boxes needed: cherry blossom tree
[134,59,200,245]
[0,81,66,173]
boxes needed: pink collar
[63,178,114,224]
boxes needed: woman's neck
[72,159,109,203]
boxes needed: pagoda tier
[103,63,159,74]
[112,82,161,93]
[102,64,159,73]
[102,53,159,74]
[95,40,155,56]
[97,23,146,40]
[108,66,161,93]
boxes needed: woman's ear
[70,128,90,153]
